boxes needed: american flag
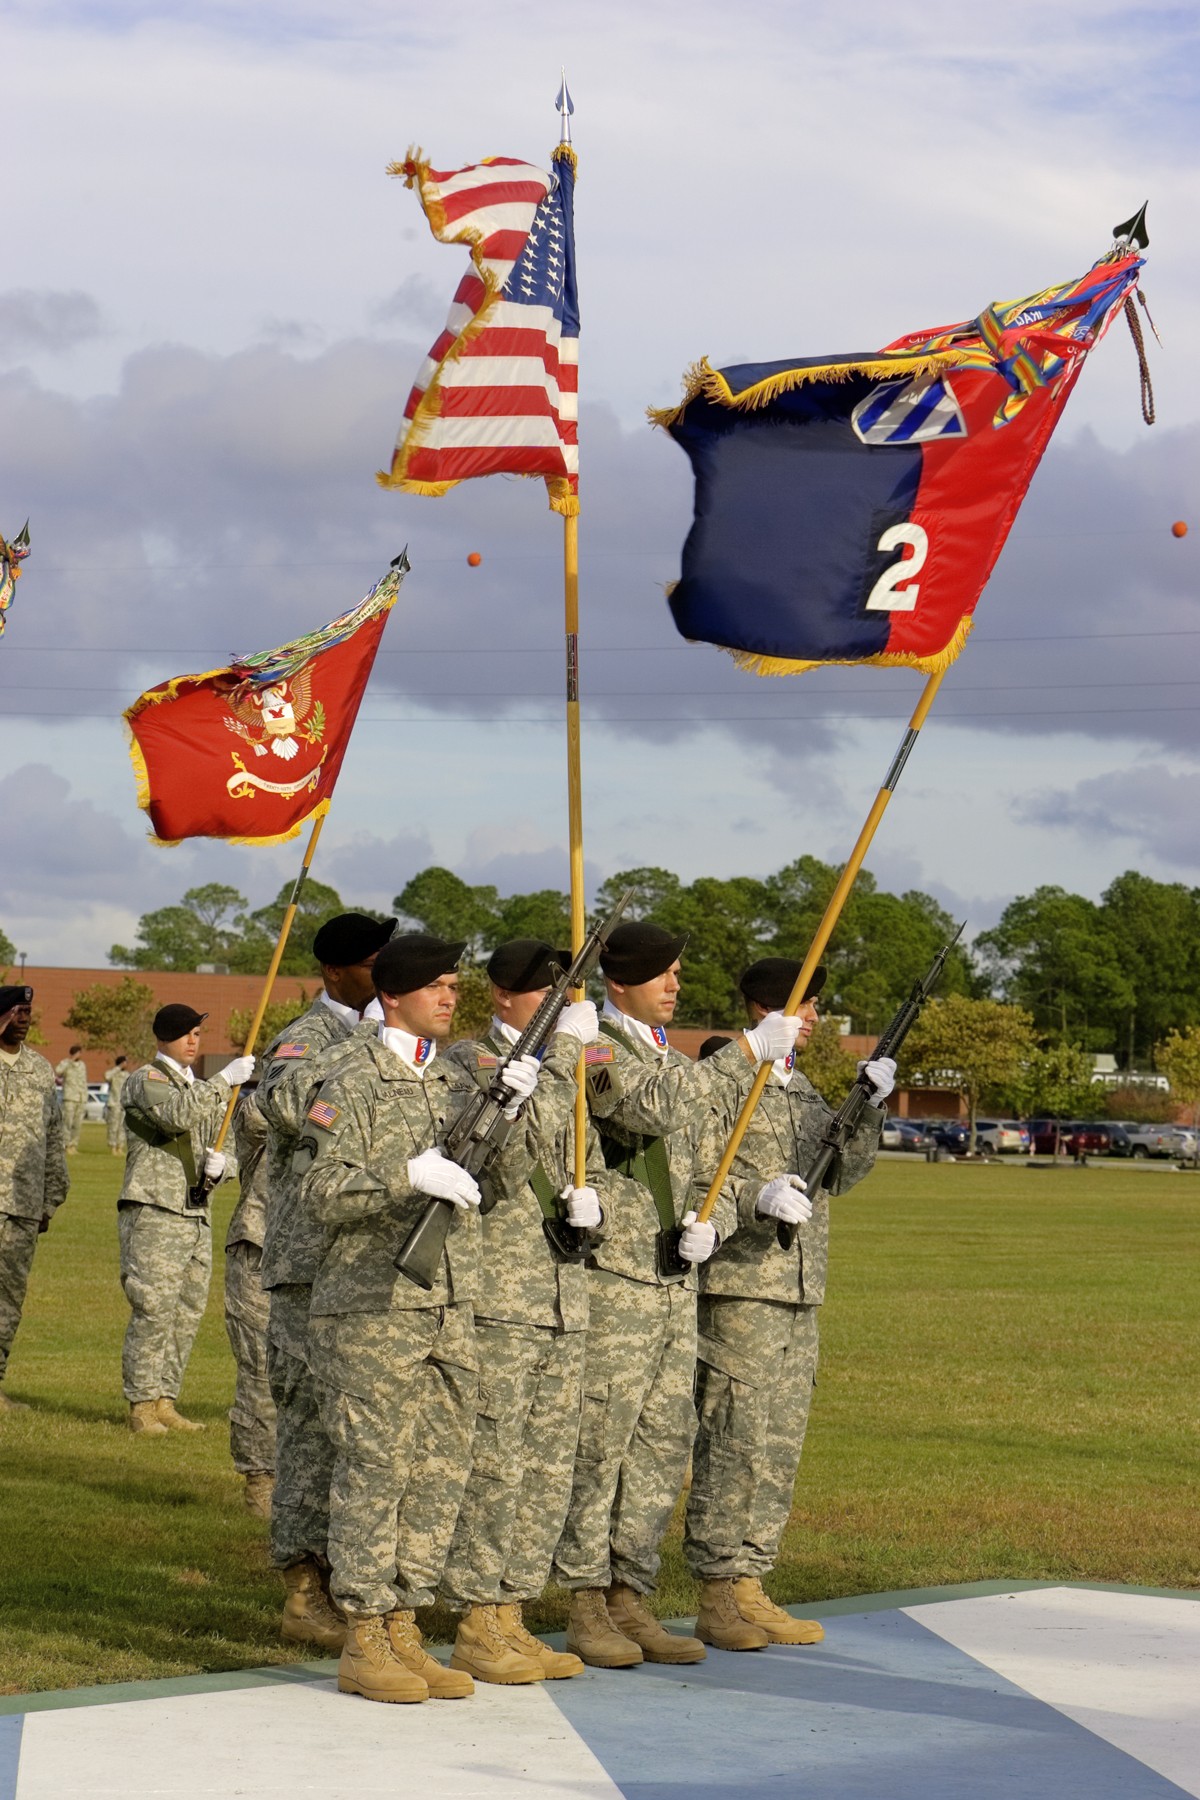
[379,147,579,515]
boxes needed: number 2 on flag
[864,522,928,612]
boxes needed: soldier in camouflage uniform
[119,1004,252,1435]
[439,938,604,1685]
[225,1083,276,1518]
[299,933,551,1705]
[0,986,69,1413]
[55,1045,88,1153]
[685,958,890,1649]
[257,911,396,1654]
[554,922,801,1669]
[104,1057,128,1156]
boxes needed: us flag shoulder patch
[476,1053,499,1069]
[146,1069,169,1082]
[272,1042,309,1060]
[307,1100,340,1129]
[584,1043,614,1065]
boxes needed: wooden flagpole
[563,509,589,1187]
[695,666,948,1222]
[211,810,327,1154]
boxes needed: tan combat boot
[281,1558,347,1652]
[565,1587,643,1668]
[606,1583,706,1664]
[129,1400,168,1435]
[732,1576,825,1644]
[0,1391,31,1414]
[695,1579,770,1651]
[497,1602,584,1679]
[338,1614,428,1703]
[156,1397,204,1432]
[450,1605,545,1685]
[243,1473,274,1520]
[388,1610,473,1698]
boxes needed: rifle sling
[124,1109,200,1190]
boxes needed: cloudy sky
[2,0,1198,968]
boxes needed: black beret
[600,921,688,985]
[486,939,569,993]
[373,933,466,996]
[698,1034,733,1061]
[153,1003,207,1040]
[739,959,827,1010]
[0,985,33,1011]
[312,912,397,966]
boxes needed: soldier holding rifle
[439,937,602,1686]
[685,957,891,1649]
[554,921,802,1669]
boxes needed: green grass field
[1,1125,1196,1695]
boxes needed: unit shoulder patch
[307,1099,341,1130]
[584,1043,614,1065]
[588,1068,613,1096]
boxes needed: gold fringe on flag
[648,349,970,430]
[726,614,974,677]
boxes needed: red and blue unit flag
[656,250,1144,674]
[379,146,579,516]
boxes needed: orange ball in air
[1171,520,1188,538]
[467,551,482,566]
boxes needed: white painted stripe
[15,1677,625,1800]
[421,415,565,449]
[908,1588,1200,1798]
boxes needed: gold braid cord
[1124,296,1155,425]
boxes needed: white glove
[362,997,384,1022]
[562,1184,602,1229]
[203,1148,227,1183]
[219,1055,256,1087]
[742,1012,801,1065]
[678,1208,717,1264]
[858,1056,897,1101]
[755,1173,812,1225]
[406,1147,481,1210]
[499,1053,540,1119]
[554,1001,599,1045]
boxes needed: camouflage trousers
[118,1203,212,1404]
[0,1216,42,1385]
[62,1102,84,1151]
[267,1283,335,1569]
[554,1269,696,1596]
[311,1303,478,1617]
[223,1240,276,1476]
[684,1296,819,1581]
[106,1112,126,1153]
[441,1321,584,1608]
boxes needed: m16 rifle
[776,922,964,1250]
[394,888,634,1290]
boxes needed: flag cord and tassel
[563,509,589,1186]
[1123,296,1155,426]
[211,812,327,1154]
[695,667,947,1223]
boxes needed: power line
[6,676,1200,698]
[3,705,1198,724]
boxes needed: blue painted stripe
[0,1715,23,1800]
[546,1608,1193,1800]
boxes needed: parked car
[880,1119,932,1152]
[930,1120,971,1153]
[1125,1123,1198,1160]
[1077,1121,1132,1157]
[974,1119,1031,1155]
[84,1082,109,1123]
[1027,1118,1116,1156]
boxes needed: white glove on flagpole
[678,1209,717,1263]
[562,1185,602,1229]
[858,1056,897,1101]
[554,1001,599,1045]
[742,1012,801,1065]
[407,1147,481,1210]
[755,1173,812,1225]
[203,1148,227,1183]
[219,1055,256,1087]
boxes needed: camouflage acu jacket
[56,1058,88,1102]
[585,1022,744,1289]
[227,1088,270,1251]
[442,1029,602,1332]
[257,999,360,1290]
[0,1045,69,1221]
[119,1057,236,1219]
[694,1059,882,1305]
[300,1032,546,1317]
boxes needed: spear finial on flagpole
[556,69,574,145]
